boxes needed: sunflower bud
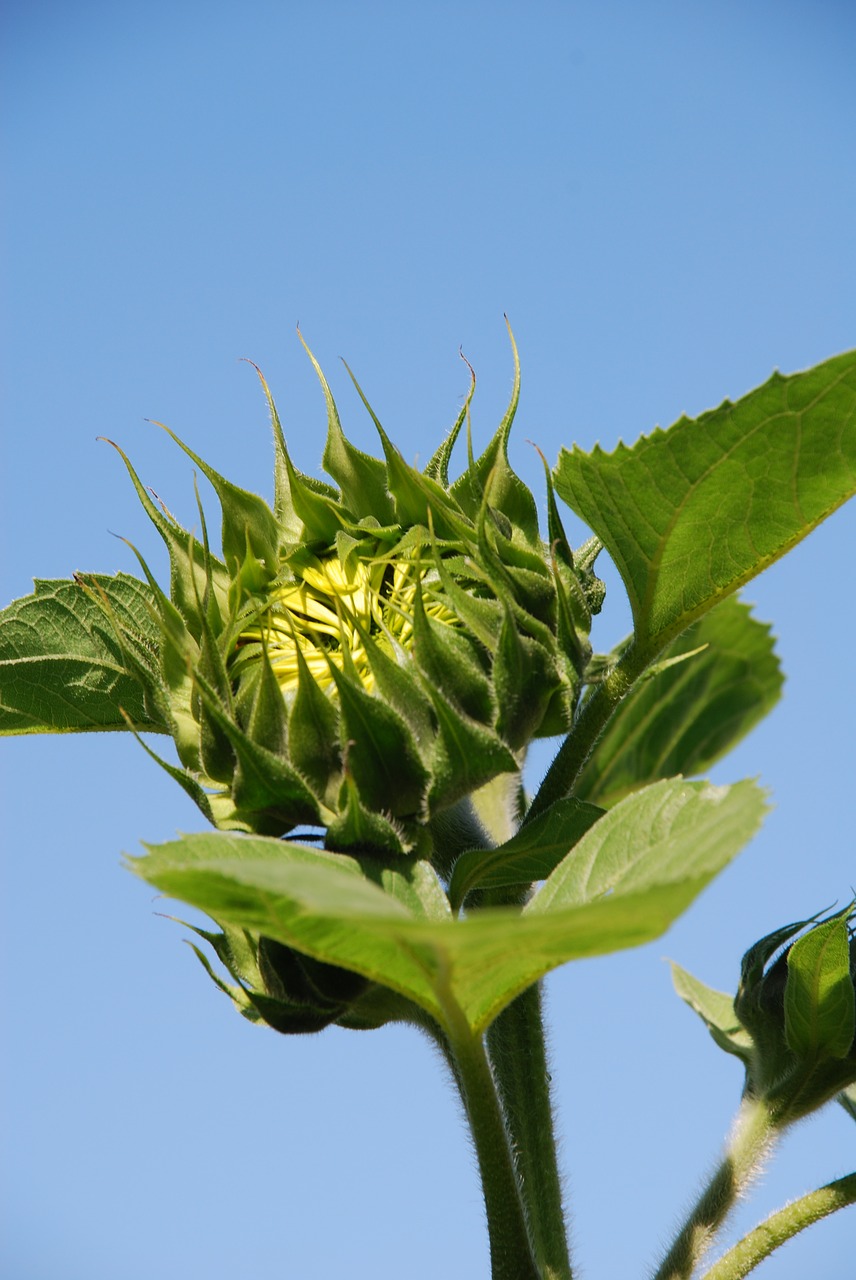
[99,334,602,865]
[734,904,856,1123]
[185,920,395,1036]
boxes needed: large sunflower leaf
[135,774,766,1035]
[528,777,766,911]
[0,574,166,734]
[575,595,782,807]
[554,352,856,655]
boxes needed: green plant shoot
[2,334,855,1279]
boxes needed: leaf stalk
[528,643,649,822]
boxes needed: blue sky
[3,3,855,1277]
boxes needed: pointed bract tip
[459,349,477,387]
[239,356,269,386]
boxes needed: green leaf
[670,961,753,1062]
[448,796,604,911]
[575,596,783,806]
[528,777,768,912]
[554,351,856,653]
[136,844,740,1034]
[785,911,856,1061]
[135,775,766,1036]
[133,835,446,1011]
[356,853,451,922]
[0,574,167,734]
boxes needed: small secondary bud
[735,905,856,1123]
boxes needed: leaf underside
[135,777,768,1035]
[575,595,782,808]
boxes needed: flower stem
[698,1171,856,1280]
[442,1013,542,1280]
[487,982,574,1279]
[651,1096,779,1280]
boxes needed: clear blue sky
[3,3,855,1277]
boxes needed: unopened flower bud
[101,338,603,860]
[735,905,856,1123]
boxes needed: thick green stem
[527,646,647,824]
[487,982,574,1280]
[698,1171,856,1280]
[651,1096,779,1280]
[442,1009,541,1280]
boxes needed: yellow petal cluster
[235,552,457,695]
